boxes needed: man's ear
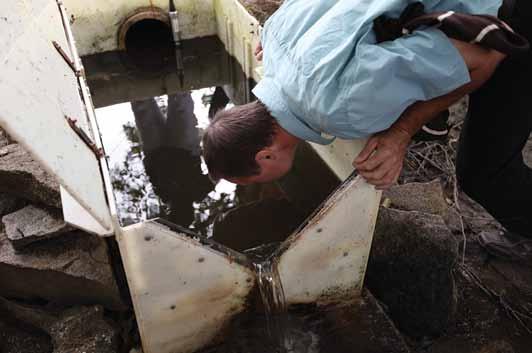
[255,149,277,162]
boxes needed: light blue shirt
[252,0,502,144]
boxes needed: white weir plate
[60,186,112,236]
[0,1,112,231]
[278,175,382,305]
[117,221,255,353]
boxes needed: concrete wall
[64,0,216,56]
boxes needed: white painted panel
[215,0,263,83]
[64,0,216,56]
[61,187,112,236]
[311,139,368,180]
[278,175,381,305]
[117,221,255,353]
[0,1,112,230]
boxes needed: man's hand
[352,39,505,191]
[353,127,411,190]
[255,42,263,61]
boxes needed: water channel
[84,34,405,353]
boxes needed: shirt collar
[253,78,335,145]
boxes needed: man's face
[227,143,297,185]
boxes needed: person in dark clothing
[208,87,230,119]
[131,93,212,227]
[455,0,532,256]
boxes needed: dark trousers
[456,0,532,236]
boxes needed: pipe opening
[119,9,174,72]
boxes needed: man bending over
[203,0,531,251]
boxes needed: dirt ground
[238,0,283,24]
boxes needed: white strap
[471,24,499,43]
[437,11,455,22]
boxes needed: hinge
[65,116,104,159]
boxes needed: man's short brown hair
[202,100,277,180]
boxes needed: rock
[319,289,411,353]
[2,205,73,250]
[49,306,119,353]
[0,144,61,208]
[366,207,459,337]
[383,180,464,235]
[0,320,52,353]
[0,128,11,148]
[0,298,119,353]
[383,180,448,216]
[0,193,26,218]
[477,341,515,353]
[0,231,125,310]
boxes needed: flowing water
[254,258,289,350]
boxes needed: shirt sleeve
[328,27,471,139]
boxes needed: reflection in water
[131,93,211,227]
[98,88,236,234]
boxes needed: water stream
[255,258,289,351]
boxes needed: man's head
[202,101,300,185]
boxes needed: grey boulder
[0,144,61,208]
[2,205,73,250]
[366,207,459,337]
[0,231,125,310]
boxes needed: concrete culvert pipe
[118,7,174,72]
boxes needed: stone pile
[366,180,460,337]
[0,127,125,353]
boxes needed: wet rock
[0,144,61,208]
[2,205,73,250]
[0,193,26,218]
[383,180,448,216]
[366,207,459,337]
[0,298,119,353]
[319,290,411,353]
[0,231,125,310]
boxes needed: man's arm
[353,40,506,190]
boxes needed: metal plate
[277,174,382,305]
[0,1,112,231]
[117,221,255,353]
